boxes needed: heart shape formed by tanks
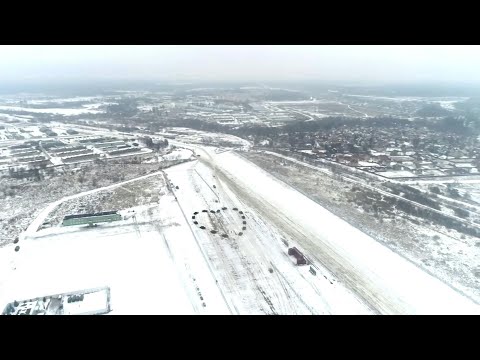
[191,207,247,238]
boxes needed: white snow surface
[163,148,194,161]
[2,144,479,315]
[165,161,371,314]
[357,161,379,167]
[0,173,231,314]
[25,96,105,105]
[0,105,102,115]
[0,224,196,314]
[381,170,418,178]
[193,147,479,314]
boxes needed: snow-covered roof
[358,161,379,167]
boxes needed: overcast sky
[1,45,479,85]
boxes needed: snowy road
[2,156,370,315]
[189,146,480,314]
[165,161,370,314]
[3,142,479,314]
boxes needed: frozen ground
[189,146,479,314]
[0,161,164,245]
[1,153,372,315]
[0,173,231,314]
[381,170,418,178]
[163,148,194,161]
[0,105,102,115]
[452,184,480,207]
[162,128,251,148]
[242,151,480,303]
[42,174,166,228]
[344,95,469,103]
[2,144,479,314]
[165,161,370,314]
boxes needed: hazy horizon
[1,45,480,87]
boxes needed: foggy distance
[1,45,479,315]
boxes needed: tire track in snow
[198,152,398,314]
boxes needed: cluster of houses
[260,125,480,179]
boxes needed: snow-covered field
[242,151,480,302]
[165,161,370,314]
[381,170,418,178]
[0,161,165,246]
[0,174,231,314]
[163,128,251,148]
[193,147,479,314]
[0,152,371,315]
[26,96,108,105]
[2,144,479,314]
[0,105,102,115]
[344,94,469,103]
[454,184,480,206]
[0,113,33,121]
[163,148,194,161]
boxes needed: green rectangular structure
[62,211,122,226]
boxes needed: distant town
[2,82,480,313]
[2,84,478,181]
